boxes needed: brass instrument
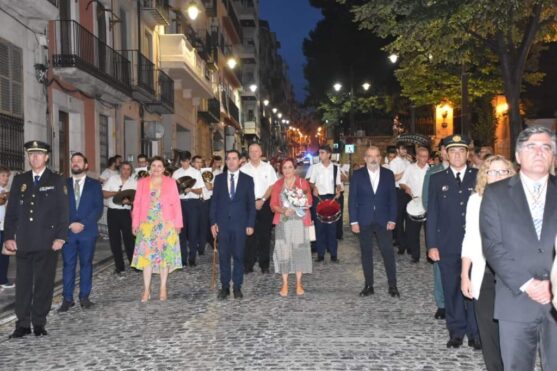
[202,170,214,183]
[211,238,219,289]
[136,170,149,179]
[176,176,196,194]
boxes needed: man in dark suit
[427,135,479,349]
[58,153,103,312]
[349,146,399,298]
[481,126,557,369]
[3,141,69,338]
[210,150,256,300]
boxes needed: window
[0,38,24,169]
[247,109,254,121]
[99,114,109,170]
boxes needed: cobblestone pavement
[0,231,488,371]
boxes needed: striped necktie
[531,183,544,239]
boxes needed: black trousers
[394,188,410,248]
[358,223,397,287]
[107,208,134,272]
[15,249,58,328]
[179,199,202,264]
[475,268,503,371]
[404,216,424,260]
[198,199,210,254]
[245,199,273,271]
[336,192,344,239]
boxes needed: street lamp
[226,57,237,69]
[249,84,257,93]
[277,113,283,119]
[263,99,269,106]
[272,107,278,114]
[333,82,342,92]
[362,82,371,91]
[186,3,200,21]
[388,54,399,64]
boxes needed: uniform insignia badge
[33,141,38,147]
[453,135,461,142]
[442,185,449,191]
[20,184,27,192]
[63,185,68,195]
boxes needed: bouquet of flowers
[281,186,309,219]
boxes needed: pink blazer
[132,176,183,230]
[270,176,313,226]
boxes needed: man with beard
[4,141,68,338]
[58,153,103,312]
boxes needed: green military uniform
[4,141,68,334]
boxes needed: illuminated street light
[333,82,342,92]
[388,54,399,64]
[249,84,257,93]
[227,57,237,69]
[277,113,283,119]
[272,107,278,114]
[362,82,371,91]
[263,99,269,106]
[187,3,200,20]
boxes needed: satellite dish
[144,121,165,140]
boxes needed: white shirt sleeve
[192,171,204,190]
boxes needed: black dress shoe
[233,289,243,299]
[434,308,446,319]
[468,336,482,350]
[359,285,374,297]
[410,258,419,263]
[330,256,339,263]
[9,327,31,339]
[244,267,254,274]
[188,259,196,267]
[198,250,205,256]
[261,268,270,274]
[33,325,48,337]
[57,300,75,313]
[80,297,95,309]
[315,256,324,262]
[446,337,463,348]
[388,286,400,298]
[217,288,230,300]
[397,248,406,255]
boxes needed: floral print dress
[131,189,182,273]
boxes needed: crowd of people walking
[1,126,557,371]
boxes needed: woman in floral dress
[270,158,313,297]
[131,156,183,302]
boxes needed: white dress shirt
[450,165,468,183]
[102,174,137,210]
[309,162,342,195]
[227,170,240,196]
[461,193,484,300]
[400,163,429,198]
[100,168,118,182]
[172,166,204,200]
[388,156,410,187]
[240,160,277,199]
[367,167,380,193]
[32,167,46,182]
[0,184,7,231]
[552,236,557,310]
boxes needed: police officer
[426,135,480,349]
[3,141,69,338]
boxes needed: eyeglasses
[486,169,511,176]
[522,143,553,153]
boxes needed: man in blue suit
[210,150,256,300]
[426,135,479,349]
[58,153,103,312]
[349,146,399,298]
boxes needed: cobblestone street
[0,231,487,370]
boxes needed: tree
[343,0,557,154]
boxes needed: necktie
[74,179,81,207]
[34,175,40,187]
[456,172,461,186]
[230,173,235,199]
[532,183,544,239]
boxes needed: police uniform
[425,135,479,347]
[3,141,69,337]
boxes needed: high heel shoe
[296,283,305,296]
[160,287,168,301]
[141,290,151,303]
[279,284,288,297]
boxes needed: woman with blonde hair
[461,155,515,371]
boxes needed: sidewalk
[0,237,114,321]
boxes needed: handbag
[307,224,316,242]
[2,243,15,256]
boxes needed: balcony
[121,50,156,102]
[198,98,220,124]
[0,0,58,22]
[141,0,170,27]
[222,0,242,43]
[51,20,132,104]
[243,121,260,138]
[159,33,213,99]
[145,70,174,114]
[221,90,240,128]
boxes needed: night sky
[259,0,322,103]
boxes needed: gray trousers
[499,308,557,370]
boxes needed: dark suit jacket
[210,171,256,231]
[480,174,557,322]
[348,166,397,228]
[4,168,69,252]
[67,176,103,240]
[426,167,477,257]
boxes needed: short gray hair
[516,126,557,153]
